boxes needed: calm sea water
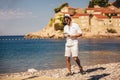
[0,36,120,73]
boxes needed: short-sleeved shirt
[64,22,82,41]
[64,22,82,57]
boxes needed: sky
[0,0,115,35]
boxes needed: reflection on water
[78,38,120,66]
[79,51,120,66]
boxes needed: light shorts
[65,41,79,57]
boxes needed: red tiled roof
[94,15,109,19]
[61,12,73,16]
[86,7,111,10]
[72,15,79,18]
[76,13,89,16]
[93,14,103,16]
[86,8,117,14]
[102,9,116,14]
[86,8,94,10]
[116,12,120,14]
[72,14,79,18]
[72,14,89,18]
[112,16,120,18]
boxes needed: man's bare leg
[66,57,73,76]
[66,57,71,73]
[73,57,85,74]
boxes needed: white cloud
[0,9,37,20]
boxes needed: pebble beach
[0,62,120,80]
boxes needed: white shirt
[64,22,82,42]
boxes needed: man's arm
[70,33,82,39]
[63,33,70,38]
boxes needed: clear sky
[0,0,115,35]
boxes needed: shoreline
[24,32,120,39]
[0,62,120,80]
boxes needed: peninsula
[25,0,120,39]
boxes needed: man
[63,14,85,76]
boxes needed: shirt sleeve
[76,24,82,34]
[63,26,67,33]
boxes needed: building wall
[86,10,94,14]
[61,6,120,31]
[61,7,68,12]
[79,16,89,28]
[112,18,120,27]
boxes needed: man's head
[63,14,71,25]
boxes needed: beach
[0,62,120,80]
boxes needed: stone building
[61,5,120,28]
[61,6,76,15]
[111,16,120,27]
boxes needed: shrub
[54,8,61,13]
[54,3,69,13]
[107,28,117,33]
[54,23,64,31]
[49,18,55,27]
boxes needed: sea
[0,36,120,73]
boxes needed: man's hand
[70,33,82,39]
[64,33,70,38]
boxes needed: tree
[88,1,94,8]
[54,16,64,31]
[113,0,120,8]
[54,23,64,31]
[54,8,61,13]
[88,0,109,8]
[54,3,69,13]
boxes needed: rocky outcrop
[25,12,65,39]
[25,27,120,39]
[24,25,64,39]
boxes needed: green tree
[54,23,64,31]
[113,0,120,8]
[88,1,94,8]
[54,16,64,31]
[88,0,109,8]
[49,18,55,27]
[54,8,61,13]
[54,2,69,13]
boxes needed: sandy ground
[0,62,120,80]
[0,76,68,80]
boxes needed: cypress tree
[88,0,109,8]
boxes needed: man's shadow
[73,67,106,75]
[85,67,110,80]
[86,67,106,73]
[88,73,110,80]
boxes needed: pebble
[0,62,120,80]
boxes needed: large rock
[25,26,64,39]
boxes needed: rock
[25,25,64,39]
[27,68,37,73]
